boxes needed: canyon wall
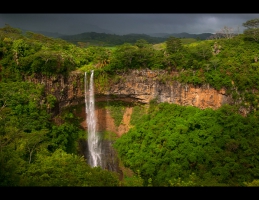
[26,69,232,109]
[103,69,232,109]
[25,69,234,135]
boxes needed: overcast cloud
[1,13,259,35]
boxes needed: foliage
[104,101,128,127]
[130,104,148,126]
[94,69,110,92]
[168,173,197,186]
[0,81,51,186]
[102,131,119,141]
[0,25,90,79]
[0,81,119,186]
[244,179,259,186]
[19,149,119,186]
[122,170,144,186]
[166,36,183,54]
[106,41,167,72]
[243,18,259,42]
[114,103,259,186]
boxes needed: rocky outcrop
[25,69,233,113]
[104,69,232,109]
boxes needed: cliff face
[103,69,232,109]
[25,69,232,110]
[25,71,85,114]
[25,69,233,135]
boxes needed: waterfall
[85,70,102,167]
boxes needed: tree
[0,108,21,154]
[0,24,22,35]
[219,26,236,39]
[193,43,212,60]
[135,39,149,48]
[210,26,237,40]
[108,43,137,70]
[22,129,48,164]
[166,36,183,54]
[19,149,120,186]
[210,59,220,70]
[243,18,259,42]
[243,18,259,29]
[208,33,224,40]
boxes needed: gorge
[23,70,238,173]
[22,68,245,178]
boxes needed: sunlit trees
[114,103,259,186]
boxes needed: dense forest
[1,18,259,186]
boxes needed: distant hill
[19,28,67,38]
[58,32,167,46]
[17,23,114,38]
[58,32,215,47]
[148,32,214,40]
[14,27,215,46]
[30,31,67,38]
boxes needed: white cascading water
[85,70,102,167]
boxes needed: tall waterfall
[85,70,102,167]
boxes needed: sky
[1,13,259,36]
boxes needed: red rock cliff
[104,69,232,109]
[25,69,234,135]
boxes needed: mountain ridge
[4,25,214,41]
[56,31,214,46]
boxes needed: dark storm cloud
[1,13,259,35]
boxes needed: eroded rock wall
[25,69,233,111]
[104,69,232,109]
[25,69,234,136]
[25,71,85,115]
